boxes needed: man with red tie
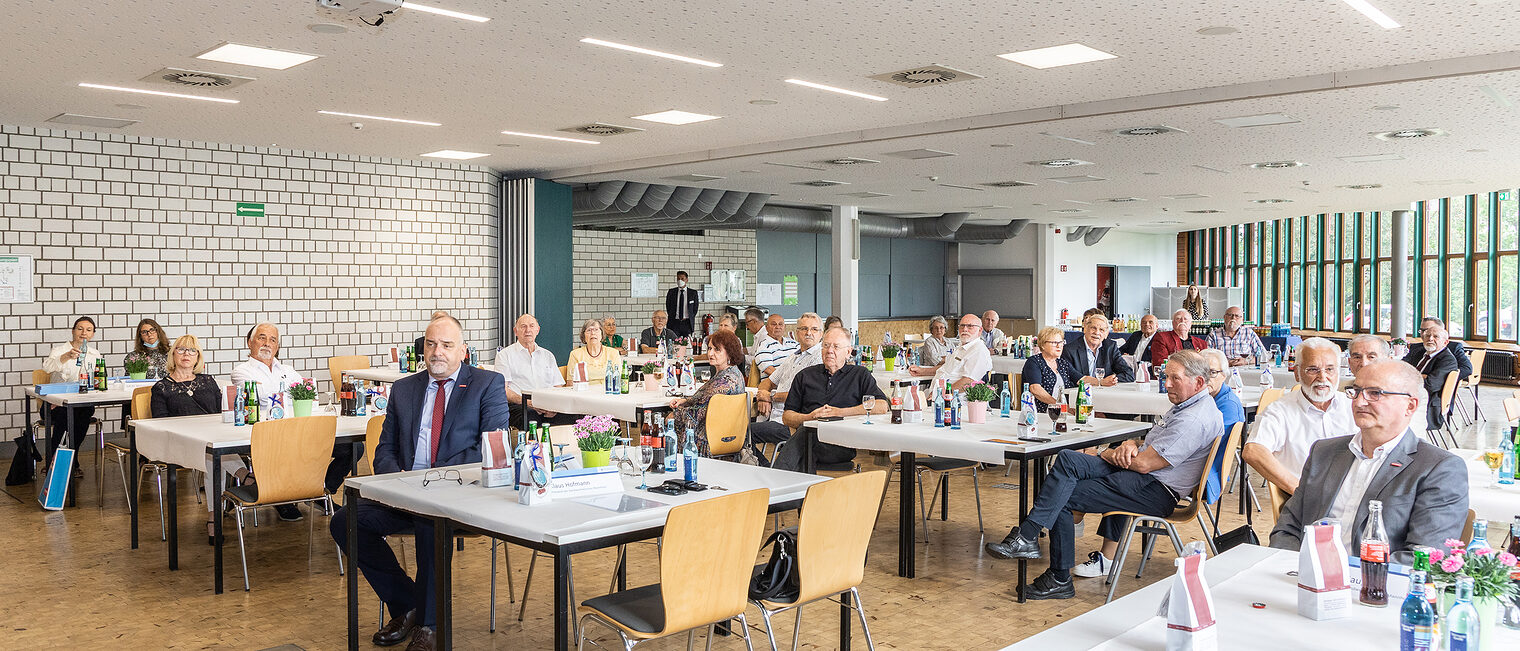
[331,315,511,651]
[1148,309,1209,366]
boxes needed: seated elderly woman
[668,329,747,457]
[918,315,956,366]
[1023,326,1082,406]
[600,316,627,353]
[715,312,748,359]
[565,318,623,382]
[151,334,247,546]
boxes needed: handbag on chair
[748,529,799,602]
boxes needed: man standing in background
[666,270,699,337]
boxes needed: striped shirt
[754,336,799,379]
[1206,327,1266,362]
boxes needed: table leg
[939,474,949,521]
[840,587,853,651]
[617,552,627,591]
[554,547,571,651]
[434,518,454,651]
[898,451,916,578]
[167,463,179,571]
[65,406,77,508]
[213,453,224,594]
[346,486,360,651]
[129,424,139,549]
[1017,460,1028,603]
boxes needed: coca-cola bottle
[1360,500,1390,607]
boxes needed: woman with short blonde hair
[152,334,243,544]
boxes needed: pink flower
[1444,538,1465,549]
[1475,547,1494,557]
[1440,556,1465,573]
[1501,553,1518,567]
[1429,549,1445,563]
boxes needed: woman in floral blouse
[125,318,170,378]
[669,329,747,456]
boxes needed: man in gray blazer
[1270,360,1468,553]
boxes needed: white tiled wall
[571,229,757,346]
[0,124,501,442]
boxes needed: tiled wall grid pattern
[570,229,758,348]
[0,124,501,442]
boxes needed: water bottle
[932,381,945,428]
[1500,428,1516,485]
[1445,577,1480,651]
[999,380,1012,419]
[1466,520,1490,555]
[604,361,616,394]
[950,391,961,429]
[1158,365,1168,394]
[234,384,246,426]
[663,418,679,474]
[683,426,698,482]
[269,381,285,420]
[355,380,367,416]
[1257,359,1273,391]
[1020,388,1038,432]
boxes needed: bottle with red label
[1360,500,1390,607]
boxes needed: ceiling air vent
[141,67,255,89]
[981,180,1036,188]
[1112,125,1185,136]
[1185,209,1224,214]
[1373,128,1447,141]
[841,191,891,198]
[1340,183,1383,190]
[663,174,724,183]
[46,113,138,129]
[884,148,957,160]
[868,64,984,87]
[1027,159,1092,168]
[1047,175,1107,183]
[1249,160,1305,169]
[1103,197,1145,203]
[1249,198,1293,204]
[795,180,849,187]
[560,122,644,136]
[818,157,880,165]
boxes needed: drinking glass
[638,443,655,489]
[1484,449,1503,487]
[863,395,877,424]
[1094,367,1107,382]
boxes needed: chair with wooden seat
[747,360,761,388]
[1461,508,1476,542]
[704,392,750,461]
[1255,388,1285,415]
[224,415,338,591]
[1455,350,1487,425]
[576,488,770,650]
[1268,483,1290,523]
[1504,397,1520,427]
[1100,426,1235,603]
[102,386,177,538]
[752,471,887,651]
[328,354,369,395]
[1429,370,1461,449]
[913,457,984,541]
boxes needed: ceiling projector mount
[316,0,402,27]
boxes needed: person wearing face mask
[665,270,700,337]
[42,316,105,461]
[125,318,170,378]
[229,322,327,520]
[909,313,993,392]
[1242,338,1357,495]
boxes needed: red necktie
[429,379,450,467]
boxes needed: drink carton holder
[516,441,553,505]
[904,384,924,423]
[1162,549,1217,651]
[1297,521,1352,620]
[38,447,75,510]
[572,362,589,391]
[34,383,81,396]
[481,429,516,488]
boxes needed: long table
[130,412,369,593]
[1063,383,1266,417]
[1458,448,1520,535]
[811,413,1151,601]
[343,460,825,651]
[26,383,146,507]
[346,363,495,385]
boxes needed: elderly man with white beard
[1242,337,1359,494]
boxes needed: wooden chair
[361,414,386,476]
[1256,388,1285,415]
[1461,508,1476,542]
[703,392,749,460]
[577,488,770,650]
[913,457,984,541]
[753,471,887,650]
[559,365,570,384]
[1455,350,1487,424]
[1101,426,1235,603]
[1268,483,1290,524]
[1504,397,1520,426]
[328,354,369,394]
[746,360,761,388]
[224,415,338,591]
[1430,370,1461,449]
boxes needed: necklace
[586,345,603,359]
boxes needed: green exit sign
[236,202,265,217]
[1500,192,1511,201]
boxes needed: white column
[1033,224,1058,326]
[1390,209,1412,339]
[830,205,860,332]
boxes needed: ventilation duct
[1083,226,1113,246]
[1065,226,1091,242]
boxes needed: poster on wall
[710,269,746,301]
[782,275,799,306]
[630,272,658,298]
[756,283,782,305]
[0,254,34,303]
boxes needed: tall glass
[638,443,655,489]
[862,395,876,424]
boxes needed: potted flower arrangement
[288,378,318,417]
[1390,337,1410,359]
[574,414,619,468]
[124,358,150,381]
[673,336,691,358]
[964,381,998,424]
[882,343,901,372]
[641,361,662,391]
[1426,538,1520,649]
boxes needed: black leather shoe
[275,504,303,521]
[405,625,435,651]
[985,532,1042,560]
[1023,569,1075,600]
[373,609,417,647]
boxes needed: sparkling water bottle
[1000,380,1012,418]
[683,426,698,482]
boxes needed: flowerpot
[1439,590,1501,651]
[293,399,314,417]
[966,401,989,424]
[581,448,612,468]
[644,376,661,392]
[884,357,896,372]
[128,372,147,380]
[675,345,690,358]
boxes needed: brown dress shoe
[372,609,416,647]
[405,626,435,651]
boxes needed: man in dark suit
[665,270,700,337]
[330,315,511,651]
[1119,314,1159,359]
[1401,316,1471,381]
[1061,314,1134,384]
[1270,361,1467,553]
[1403,324,1461,429]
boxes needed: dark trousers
[510,403,580,429]
[330,502,437,626]
[1019,449,1177,571]
[669,317,695,337]
[46,404,96,458]
[326,444,359,494]
[749,419,791,463]
[770,425,855,472]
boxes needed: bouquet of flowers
[1427,539,1520,601]
[573,414,618,452]
[288,378,318,401]
[965,381,998,403]
[640,361,660,374]
[882,343,901,359]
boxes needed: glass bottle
[1359,500,1389,607]
[1400,568,1435,651]
[1445,576,1480,651]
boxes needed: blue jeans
[1020,449,1177,571]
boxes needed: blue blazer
[375,364,512,474]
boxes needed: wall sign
[782,275,799,306]
[0,254,33,303]
[236,202,265,217]
[630,272,658,298]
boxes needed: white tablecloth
[871,370,930,393]
[1457,448,1520,534]
[133,413,371,471]
[348,459,824,546]
[524,386,676,421]
[346,364,495,385]
[813,414,1150,465]
[28,382,153,407]
[1063,384,1265,416]
[989,356,1027,376]
[1234,367,1353,390]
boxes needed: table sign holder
[517,440,553,505]
[547,466,622,498]
[904,383,924,423]
[1298,521,1352,620]
[1163,542,1217,651]
[34,382,79,395]
[38,447,75,510]
[572,362,590,391]
[481,429,515,488]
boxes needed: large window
[1181,188,1519,342]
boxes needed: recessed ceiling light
[1338,153,1405,162]
[1047,175,1107,183]
[1339,0,1400,29]
[1372,128,1446,140]
[817,157,879,166]
[114,103,147,110]
[1050,208,1089,214]
[500,130,600,144]
[989,143,1017,148]
[763,161,825,171]
[1249,160,1306,169]
[1468,148,1489,153]
[795,180,849,187]
[1184,210,1224,214]
[317,110,441,126]
[1027,159,1092,168]
[1153,219,1185,224]
[77,82,239,104]
[579,38,719,67]
[307,23,348,34]
[1340,184,1383,189]
[1372,105,1401,111]
[1196,26,1239,36]
[885,149,956,159]
[420,150,488,160]
[938,183,984,191]
[784,79,888,101]
[1213,113,1301,128]
[46,113,139,129]
[195,43,318,70]
[1164,193,1211,200]
[1414,179,1475,186]
[1103,197,1145,203]
[406,2,491,22]
[664,174,725,183]
[1112,125,1185,136]
[1141,172,1161,176]
[841,191,892,198]
[631,110,721,125]
[749,99,779,106]
[1192,164,1230,174]
[997,43,1117,69]
[496,143,520,148]
[1064,199,1091,205]
[981,180,1036,188]
[1249,198,1293,204]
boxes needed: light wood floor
[1,386,1508,650]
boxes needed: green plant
[882,343,901,358]
[124,358,150,374]
[574,414,619,451]
[1427,540,1520,601]
[640,361,659,374]
[964,381,998,402]
[288,378,317,401]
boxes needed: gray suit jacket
[1269,431,1468,552]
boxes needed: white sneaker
[1071,551,1112,578]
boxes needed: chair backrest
[131,386,154,421]
[1438,370,1460,412]
[1256,388,1285,414]
[328,355,369,393]
[1504,397,1520,425]
[249,415,338,504]
[793,471,888,604]
[1461,508,1476,542]
[746,359,760,388]
[559,365,569,383]
[658,488,769,635]
[31,369,49,385]
[1468,350,1487,384]
[1269,483,1289,523]
[362,414,386,475]
[1174,427,1232,519]
[704,392,750,457]
[1215,421,1244,496]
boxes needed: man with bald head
[639,309,678,354]
[770,326,888,472]
[752,313,798,380]
[1270,361,1467,552]
[498,314,574,426]
[910,313,993,391]
[1405,324,1461,429]
[1146,309,1208,366]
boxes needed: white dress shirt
[766,343,823,420]
[1325,429,1409,547]
[43,341,105,384]
[229,357,305,405]
[1247,389,1358,482]
[934,339,993,388]
[497,342,565,394]
[412,367,460,471]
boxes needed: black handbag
[748,529,799,602]
[1213,524,1260,553]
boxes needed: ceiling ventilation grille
[141,67,255,89]
[560,122,644,136]
[1112,125,1185,136]
[795,179,849,187]
[1028,159,1092,168]
[982,180,1036,188]
[1104,197,1145,203]
[1250,198,1293,204]
[1373,128,1446,140]
[818,157,880,165]
[1249,160,1305,169]
[868,64,984,87]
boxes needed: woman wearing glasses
[125,318,170,378]
[918,315,956,366]
[151,334,246,545]
[1023,326,1082,406]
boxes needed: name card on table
[572,362,590,390]
[34,383,81,395]
[548,466,623,498]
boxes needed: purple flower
[1440,556,1464,573]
